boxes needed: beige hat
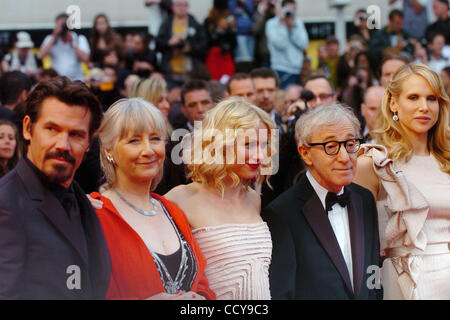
[16,31,34,48]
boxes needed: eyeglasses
[311,93,334,102]
[308,138,363,156]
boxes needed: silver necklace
[113,189,157,216]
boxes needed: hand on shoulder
[86,194,103,209]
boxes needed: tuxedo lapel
[298,176,353,294]
[38,191,89,265]
[347,188,365,298]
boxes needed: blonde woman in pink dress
[165,97,276,300]
[354,62,450,300]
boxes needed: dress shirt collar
[306,170,343,211]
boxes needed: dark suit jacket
[0,158,111,299]
[262,173,381,300]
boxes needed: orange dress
[90,192,216,300]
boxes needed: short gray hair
[98,98,167,190]
[295,103,361,147]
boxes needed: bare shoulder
[354,155,379,200]
[164,184,193,202]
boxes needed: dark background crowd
[1,0,450,188]
[0,0,449,302]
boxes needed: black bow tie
[325,188,350,212]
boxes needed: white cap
[16,31,34,48]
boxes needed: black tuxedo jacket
[0,158,111,299]
[262,174,381,300]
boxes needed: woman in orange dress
[90,98,215,300]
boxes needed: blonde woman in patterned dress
[165,97,276,300]
[354,62,450,299]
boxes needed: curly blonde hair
[373,62,450,173]
[184,97,276,196]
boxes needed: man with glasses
[285,75,337,118]
[303,75,336,108]
[262,74,337,207]
[262,104,380,300]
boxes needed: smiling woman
[90,98,215,300]
[164,97,275,300]
[354,62,450,300]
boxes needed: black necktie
[61,191,77,220]
[325,188,350,212]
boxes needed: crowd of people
[0,0,449,301]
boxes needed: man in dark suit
[0,77,110,299]
[262,103,381,300]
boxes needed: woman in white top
[165,97,276,300]
[354,62,450,299]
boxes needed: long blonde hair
[185,97,276,197]
[373,62,450,173]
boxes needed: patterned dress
[192,222,272,300]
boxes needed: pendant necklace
[113,189,157,216]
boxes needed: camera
[282,7,294,18]
[359,14,368,21]
[61,23,69,37]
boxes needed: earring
[392,112,399,121]
[106,154,115,164]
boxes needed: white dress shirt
[41,33,90,81]
[306,170,354,290]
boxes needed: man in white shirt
[262,103,380,300]
[40,13,90,81]
[265,0,308,89]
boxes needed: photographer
[204,0,237,81]
[229,0,255,72]
[156,0,207,86]
[350,8,375,44]
[40,13,90,81]
[253,0,277,67]
[265,0,309,89]
[368,9,414,67]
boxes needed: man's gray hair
[295,103,361,147]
